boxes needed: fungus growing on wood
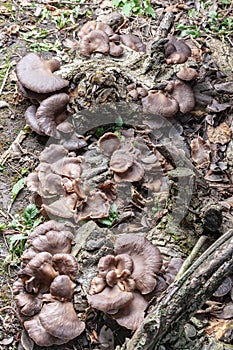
[25,105,46,136]
[26,220,74,256]
[165,37,191,64]
[176,67,198,81]
[79,30,110,57]
[52,253,79,281]
[163,257,184,284]
[109,148,145,183]
[120,34,146,52]
[50,275,76,301]
[98,132,121,156]
[88,234,163,330]
[212,277,232,298]
[18,252,58,294]
[167,80,196,114]
[142,90,179,118]
[24,300,85,346]
[16,53,69,94]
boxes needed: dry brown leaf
[7,24,20,35]
[191,136,211,168]
[206,318,232,340]
[207,122,232,145]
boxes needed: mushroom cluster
[164,36,192,64]
[27,129,169,223]
[78,20,146,57]
[142,66,197,118]
[13,220,85,346]
[88,234,163,330]
[27,143,111,222]
[16,53,71,137]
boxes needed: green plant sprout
[99,204,120,227]
[1,204,43,264]
[112,0,155,18]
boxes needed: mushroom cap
[56,120,74,134]
[98,132,121,156]
[38,301,85,340]
[114,162,145,183]
[89,276,106,295]
[25,105,45,135]
[110,150,134,173]
[164,257,183,284]
[50,275,76,301]
[77,191,110,220]
[164,37,191,64]
[52,253,79,281]
[27,226,74,256]
[18,252,58,293]
[36,93,69,137]
[212,277,232,297]
[78,20,97,39]
[39,144,68,163]
[79,30,110,57]
[176,67,198,81]
[24,315,66,346]
[16,53,69,94]
[120,34,146,53]
[14,288,43,317]
[142,90,179,118]
[166,52,188,64]
[111,291,147,330]
[96,22,114,36]
[114,234,162,294]
[51,157,82,179]
[87,285,133,313]
[28,220,74,240]
[109,42,124,57]
[169,80,195,114]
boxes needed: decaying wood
[118,229,233,350]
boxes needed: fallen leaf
[191,136,211,168]
[207,122,232,145]
[7,24,20,35]
[206,318,232,340]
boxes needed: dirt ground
[0,0,232,349]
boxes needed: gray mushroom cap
[36,93,69,137]
[114,234,162,294]
[16,53,69,93]
[142,90,179,118]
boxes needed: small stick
[0,127,29,165]
[0,65,11,95]
[175,235,208,280]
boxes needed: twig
[175,235,208,280]
[0,306,21,321]
[0,65,11,95]
[0,127,29,165]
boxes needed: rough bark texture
[118,229,233,350]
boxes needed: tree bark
[119,229,233,350]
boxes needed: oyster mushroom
[142,90,179,118]
[25,105,46,135]
[114,234,163,294]
[77,191,110,221]
[212,277,232,298]
[13,280,43,318]
[36,93,70,137]
[120,34,146,52]
[79,30,110,57]
[98,132,121,156]
[49,275,76,301]
[165,37,191,64]
[52,253,79,281]
[111,291,148,330]
[26,220,74,256]
[16,53,69,94]
[176,67,198,81]
[18,252,58,293]
[110,150,134,173]
[113,162,145,183]
[24,301,85,346]
[87,285,133,314]
[167,80,195,114]
[109,41,124,57]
